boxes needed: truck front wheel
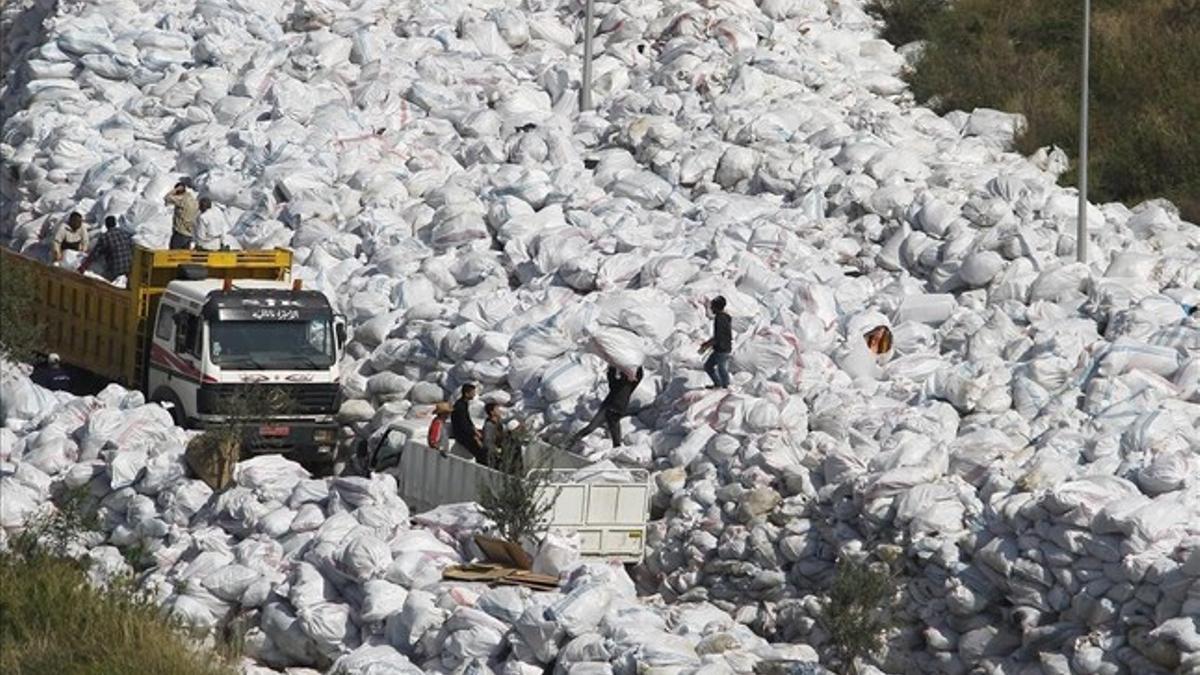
[306,458,340,478]
[311,446,352,478]
[151,389,186,428]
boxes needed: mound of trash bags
[2,0,1199,672]
[1,365,821,673]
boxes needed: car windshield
[209,318,335,370]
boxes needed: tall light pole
[1076,0,1091,264]
[580,0,595,111]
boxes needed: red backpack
[428,417,445,448]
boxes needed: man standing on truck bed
[79,216,133,280]
[51,212,89,263]
[195,197,233,251]
[451,383,486,463]
[165,180,199,249]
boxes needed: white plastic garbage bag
[329,644,424,674]
[546,583,612,637]
[339,532,393,582]
[360,579,410,624]
[297,602,358,661]
[532,530,581,577]
[590,327,646,375]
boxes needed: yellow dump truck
[2,246,348,470]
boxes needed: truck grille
[197,382,341,416]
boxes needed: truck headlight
[314,429,336,443]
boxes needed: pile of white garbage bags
[1,366,822,674]
[2,0,1199,672]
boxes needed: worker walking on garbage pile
[79,216,133,280]
[451,383,486,463]
[51,212,89,263]
[428,401,453,454]
[165,180,199,249]
[195,197,232,251]
[569,365,644,448]
[31,353,71,392]
[700,296,733,389]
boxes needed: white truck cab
[147,277,347,468]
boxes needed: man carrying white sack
[568,365,644,448]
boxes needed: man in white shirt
[194,197,233,251]
[51,211,89,262]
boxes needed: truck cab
[2,245,349,473]
[148,277,348,469]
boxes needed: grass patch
[877,0,1200,223]
[865,0,949,46]
[1,489,237,675]
[0,552,237,675]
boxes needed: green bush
[818,557,900,674]
[0,259,43,362]
[897,0,1200,223]
[185,384,303,488]
[865,0,948,46]
[477,426,561,545]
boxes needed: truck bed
[375,423,651,562]
[2,248,138,384]
[2,246,294,387]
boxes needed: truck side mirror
[334,315,348,353]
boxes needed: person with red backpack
[428,401,453,454]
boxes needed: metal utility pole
[580,0,595,111]
[1076,0,1091,264]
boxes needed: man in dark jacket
[450,383,486,463]
[569,365,644,448]
[31,353,71,392]
[700,296,732,388]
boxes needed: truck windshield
[209,318,336,370]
